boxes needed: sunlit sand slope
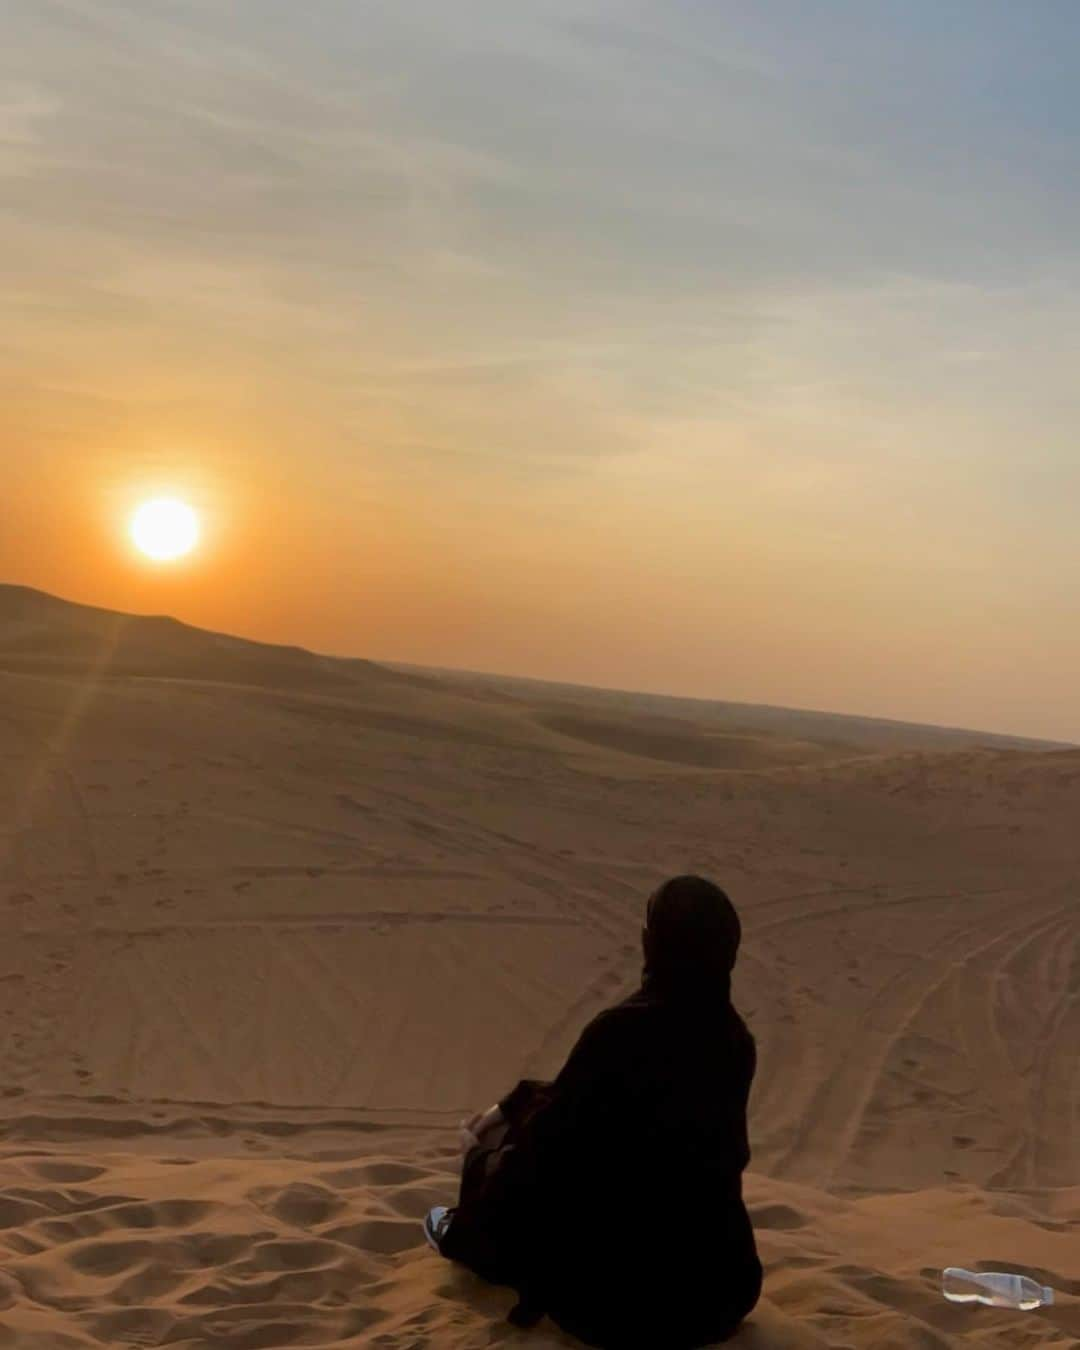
[0,586,1076,1345]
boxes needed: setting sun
[130,498,200,562]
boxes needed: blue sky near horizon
[3,2,1079,740]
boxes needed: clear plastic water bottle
[942,1267,1053,1310]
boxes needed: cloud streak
[3,1,1080,738]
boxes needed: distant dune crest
[0,584,393,692]
[1,585,1069,766]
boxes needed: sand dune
[385,661,1070,757]
[0,586,403,693]
[1,587,1077,1346]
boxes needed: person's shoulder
[581,992,659,1046]
[551,1004,641,1084]
[561,1001,651,1078]
[579,994,650,1041]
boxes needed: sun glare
[130,497,201,562]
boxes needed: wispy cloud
[4,1,1080,736]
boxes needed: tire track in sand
[989,903,1080,1187]
[769,897,1070,1186]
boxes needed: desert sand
[0,583,1077,1348]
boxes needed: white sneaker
[423,1205,454,1251]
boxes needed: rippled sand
[1,586,1077,1346]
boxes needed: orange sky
[4,3,1079,742]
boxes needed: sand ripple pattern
[0,1141,1076,1348]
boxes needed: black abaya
[439,984,762,1349]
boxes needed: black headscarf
[643,874,741,1005]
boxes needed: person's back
[534,985,759,1347]
[434,875,762,1349]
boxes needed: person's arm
[471,1010,634,1322]
[506,1009,629,1164]
[492,1007,628,1139]
[497,1079,553,1128]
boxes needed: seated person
[425,874,763,1349]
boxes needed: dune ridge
[0,588,1077,1346]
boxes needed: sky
[3,1,1079,741]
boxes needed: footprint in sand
[750,1204,809,1231]
[249,1182,345,1228]
[29,1161,106,1183]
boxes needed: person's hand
[458,1103,504,1152]
[475,1103,505,1137]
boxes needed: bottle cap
[1042,1286,1054,1305]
